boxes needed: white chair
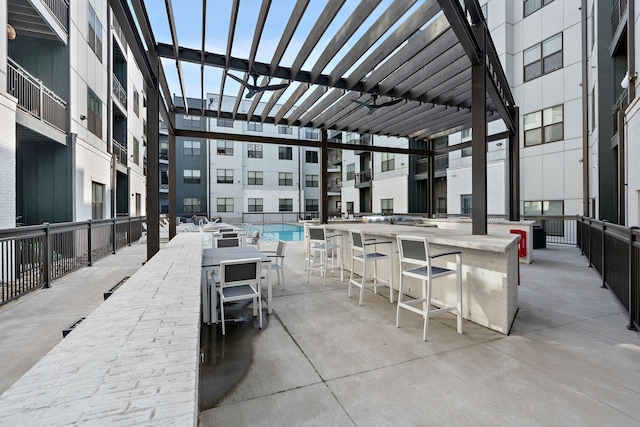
[263,240,287,285]
[348,229,393,305]
[307,225,343,285]
[215,258,263,335]
[216,237,240,248]
[396,235,463,341]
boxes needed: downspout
[581,0,589,217]
[107,10,114,219]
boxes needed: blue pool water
[256,223,304,241]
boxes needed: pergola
[108,0,519,259]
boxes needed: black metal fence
[0,217,145,306]
[577,217,639,331]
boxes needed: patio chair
[216,237,240,248]
[348,229,394,305]
[396,235,463,341]
[215,258,262,335]
[307,225,343,285]
[263,240,287,285]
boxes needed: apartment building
[1,0,146,227]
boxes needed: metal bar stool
[307,225,343,285]
[348,229,394,305]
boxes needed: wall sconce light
[80,114,87,120]
[7,24,16,40]
[496,142,503,147]
[621,71,637,89]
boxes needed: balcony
[612,0,628,36]
[8,58,67,134]
[415,158,429,180]
[434,154,448,178]
[8,0,68,44]
[328,151,342,165]
[328,178,342,195]
[112,140,128,166]
[112,73,127,107]
[355,169,372,188]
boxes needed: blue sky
[142,0,421,102]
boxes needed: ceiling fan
[228,73,290,99]
[352,94,403,115]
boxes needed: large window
[88,4,103,62]
[306,199,319,212]
[248,121,263,132]
[278,125,292,135]
[217,118,233,128]
[184,140,201,156]
[346,201,354,214]
[524,0,554,17]
[279,198,293,212]
[217,169,233,184]
[279,172,293,186]
[248,171,263,185]
[461,194,472,215]
[248,198,263,212]
[133,88,139,116]
[306,150,318,163]
[87,88,102,138]
[524,33,562,81]
[183,115,201,128]
[216,198,233,213]
[381,153,395,172]
[523,200,563,216]
[217,141,233,156]
[304,128,318,140]
[161,170,169,186]
[462,147,472,157]
[305,175,319,187]
[91,181,104,219]
[346,163,355,181]
[524,105,563,146]
[279,146,292,160]
[184,198,201,213]
[248,144,263,158]
[133,137,140,164]
[184,169,201,184]
[381,199,393,215]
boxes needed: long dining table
[201,246,272,324]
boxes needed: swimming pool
[255,223,304,242]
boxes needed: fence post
[628,226,638,331]
[587,218,592,267]
[43,222,51,288]
[128,216,132,246]
[601,220,608,289]
[112,218,117,254]
[87,219,92,266]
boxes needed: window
[481,3,488,25]
[184,169,201,184]
[304,128,318,140]
[248,198,263,212]
[184,198,201,213]
[524,33,562,81]
[461,128,472,141]
[524,0,554,17]
[524,105,563,146]
[133,137,140,164]
[462,146,472,157]
[183,115,201,128]
[306,175,319,187]
[306,199,319,212]
[133,88,139,116]
[248,144,263,158]
[279,146,292,160]
[91,182,104,219]
[183,140,201,156]
[217,169,233,184]
[524,200,564,236]
[279,198,293,212]
[381,153,395,172]
[346,163,356,181]
[381,199,393,215]
[278,125,292,135]
[87,88,102,138]
[248,171,263,185]
[279,172,293,186]
[216,198,233,213]
[135,193,141,216]
[346,201,354,214]
[217,118,233,128]
[434,136,448,150]
[160,140,168,160]
[217,141,233,156]
[248,121,263,132]
[161,170,169,186]
[88,4,103,62]
[461,194,472,215]
[306,150,318,163]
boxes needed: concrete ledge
[0,233,202,426]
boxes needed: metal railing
[112,73,127,106]
[8,58,67,133]
[42,0,69,31]
[612,0,628,35]
[355,170,372,185]
[112,140,128,166]
[242,212,313,224]
[577,217,639,331]
[0,217,145,306]
[416,158,429,175]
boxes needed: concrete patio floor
[1,239,638,426]
[200,241,640,426]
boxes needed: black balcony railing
[112,140,128,166]
[416,158,429,175]
[0,217,145,306]
[355,170,372,186]
[42,0,69,31]
[112,73,127,107]
[435,154,449,171]
[612,0,628,35]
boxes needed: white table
[201,246,272,324]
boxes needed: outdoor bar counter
[324,222,520,335]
